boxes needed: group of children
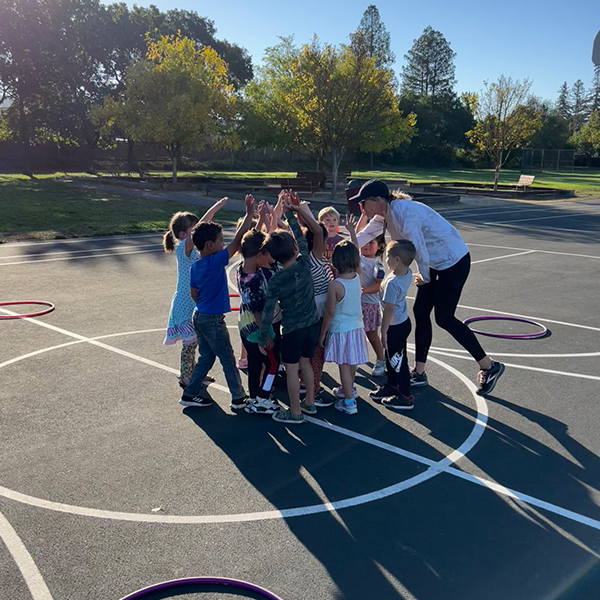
[163,190,419,425]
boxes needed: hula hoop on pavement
[463,315,548,340]
[229,293,240,312]
[119,576,284,600]
[0,301,55,320]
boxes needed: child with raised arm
[318,218,369,415]
[369,240,416,411]
[258,199,320,425]
[179,195,255,410]
[162,198,228,388]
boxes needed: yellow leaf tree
[92,34,237,182]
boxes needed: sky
[123,0,599,101]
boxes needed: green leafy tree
[92,34,237,183]
[467,76,541,190]
[590,67,600,113]
[401,26,456,97]
[350,5,395,68]
[527,97,571,149]
[569,110,600,159]
[242,37,415,198]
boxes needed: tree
[527,98,571,149]
[350,5,395,68]
[401,26,456,97]
[0,0,109,174]
[570,79,589,131]
[92,34,237,183]
[569,110,600,159]
[467,76,541,190]
[590,67,600,113]
[556,82,571,119]
[242,38,415,198]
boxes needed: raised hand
[245,194,255,214]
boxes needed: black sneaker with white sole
[179,394,213,408]
[369,384,399,401]
[410,370,428,387]
[313,388,334,407]
[382,394,414,411]
[476,361,505,396]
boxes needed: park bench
[280,172,324,194]
[516,175,535,190]
[296,171,327,190]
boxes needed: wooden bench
[516,175,535,190]
[296,171,327,190]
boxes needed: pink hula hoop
[0,301,55,320]
[463,315,548,339]
[118,576,284,600]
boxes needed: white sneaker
[335,398,358,415]
[332,386,358,399]
[245,398,279,415]
[372,359,386,377]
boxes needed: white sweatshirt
[356,200,468,283]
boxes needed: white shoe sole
[179,399,212,408]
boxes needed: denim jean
[183,312,246,401]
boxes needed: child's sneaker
[245,398,279,415]
[230,396,248,411]
[476,361,505,396]
[382,394,414,411]
[333,386,358,399]
[179,394,213,408]
[410,370,428,387]
[369,383,399,400]
[313,388,334,407]
[334,398,358,415]
[372,359,386,377]
[272,408,305,424]
[300,401,317,415]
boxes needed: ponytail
[163,230,176,253]
[390,190,412,201]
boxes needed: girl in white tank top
[318,233,369,415]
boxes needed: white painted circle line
[0,511,54,600]
[426,345,600,359]
[0,328,487,523]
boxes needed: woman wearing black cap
[352,179,504,396]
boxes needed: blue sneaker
[334,398,358,415]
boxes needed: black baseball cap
[348,179,391,204]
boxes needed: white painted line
[444,468,600,531]
[0,232,161,248]
[447,208,557,220]
[0,511,54,600]
[426,345,600,359]
[471,250,536,265]
[489,223,600,235]
[424,348,600,382]
[0,244,159,261]
[0,248,163,266]
[485,211,599,225]
[467,243,600,260]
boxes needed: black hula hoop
[119,576,284,600]
[463,315,548,339]
[0,301,55,320]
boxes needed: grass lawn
[0,174,241,243]
[121,167,600,192]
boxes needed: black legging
[386,318,412,397]
[242,338,279,400]
[413,253,486,364]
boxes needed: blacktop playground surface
[1,197,600,600]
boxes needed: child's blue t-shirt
[190,248,231,314]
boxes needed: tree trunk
[176,145,183,171]
[370,151,374,169]
[18,95,32,177]
[171,143,178,184]
[127,138,135,172]
[493,155,501,191]
[330,148,344,201]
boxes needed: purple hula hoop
[119,576,284,600]
[463,315,548,340]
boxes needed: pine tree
[350,5,395,68]
[570,79,590,131]
[590,66,600,113]
[401,26,456,97]
[556,82,571,119]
